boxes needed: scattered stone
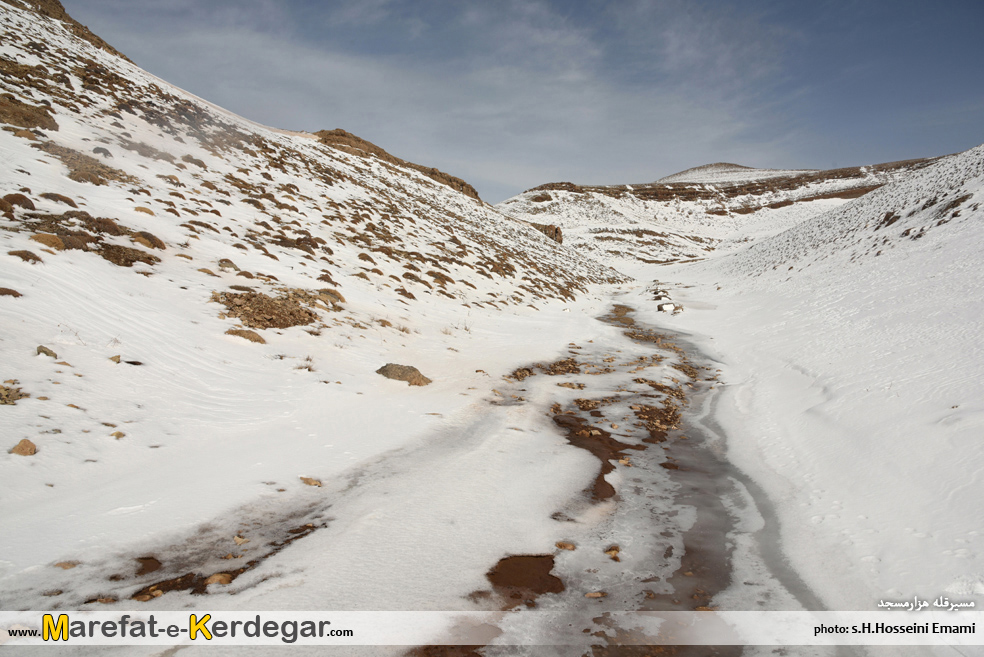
[111,431,125,439]
[36,345,57,358]
[376,363,432,387]
[585,591,608,598]
[555,542,576,551]
[11,438,37,456]
[233,535,249,545]
[604,545,621,562]
[109,355,121,363]
[300,476,322,487]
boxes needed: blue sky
[67,0,984,202]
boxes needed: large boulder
[375,363,432,387]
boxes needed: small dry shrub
[181,154,207,169]
[3,193,35,210]
[134,231,166,249]
[98,244,159,267]
[134,207,155,216]
[85,217,124,235]
[30,233,65,250]
[39,193,77,208]
[225,328,265,344]
[8,250,42,263]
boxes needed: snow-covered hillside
[496,157,937,273]
[0,0,640,623]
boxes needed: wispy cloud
[64,0,984,201]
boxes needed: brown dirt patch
[485,554,564,609]
[0,287,23,297]
[552,414,643,500]
[211,290,317,330]
[135,557,161,576]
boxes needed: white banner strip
[1,611,981,646]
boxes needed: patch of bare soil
[553,414,644,500]
[485,555,564,609]
[211,290,318,329]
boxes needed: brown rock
[36,345,57,358]
[375,363,432,386]
[555,542,576,551]
[300,476,322,487]
[204,573,233,586]
[11,438,37,456]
